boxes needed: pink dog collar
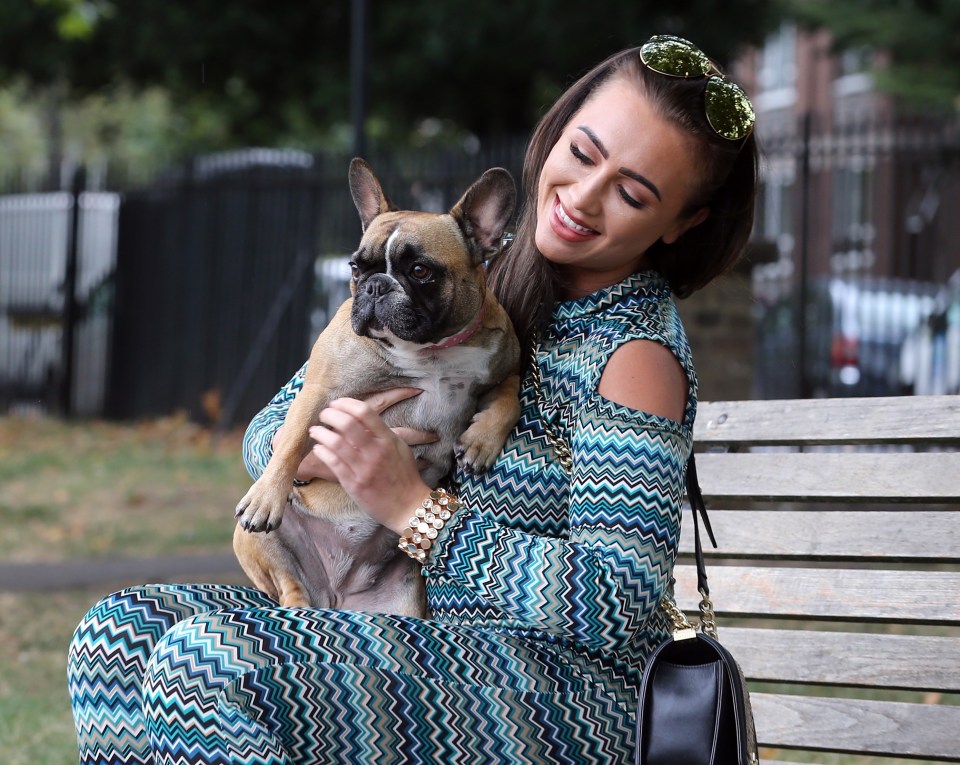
[424,300,485,351]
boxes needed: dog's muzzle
[351,274,427,342]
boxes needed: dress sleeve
[425,395,688,653]
[241,362,308,480]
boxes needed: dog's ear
[450,168,516,264]
[349,158,396,232]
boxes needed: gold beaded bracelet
[398,488,461,562]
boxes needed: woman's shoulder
[570,289,698,429]
[596,339,688,424]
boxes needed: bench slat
[752,692,960,760]
[675,566,960,624]
[678,509,960,562]
[696,396,960,446]
[721,627,960,692]
[695,452,960,502]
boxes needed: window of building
[756,155,796,262]
[830,157,876,272]
[756,24,798,111]
[835,47,874,97]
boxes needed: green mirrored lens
[640,36,711,78]
[640,34,756,141]
[704,78,756,140]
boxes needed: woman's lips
[550,196,598,242]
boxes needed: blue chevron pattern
[68,270,694,763]
[68,584,278,765]
[242,365,305,480]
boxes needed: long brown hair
[487,47,758,351]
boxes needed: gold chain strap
[662,592,694,632]
[698,588,718,639]
[529,339,574,473]
[661,588,719,640]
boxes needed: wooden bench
[674,395,960,763]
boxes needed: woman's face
[535,77,708,297]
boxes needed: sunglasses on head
[639,35,756,141]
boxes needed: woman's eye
[618,186,645,210]
[570,143,592,165]
[410,264,432,280]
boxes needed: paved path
[0,553,246,592]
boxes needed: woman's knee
[140,606,308,759]
[143,606,266,698]
[68,583,276,681]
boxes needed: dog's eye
[349,263,361,280]
[410,264,432,281]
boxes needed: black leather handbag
[636,455,759,765]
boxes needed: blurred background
[0,1,957,763]
[1,0,957,428]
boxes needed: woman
[69,36,757,764]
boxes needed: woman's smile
[551,196,599,240]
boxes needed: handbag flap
[644,659,722,765]
[637,634,758,765]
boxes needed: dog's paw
[457,377,521,475]
[455,422,507,475]
[235,484,286,533]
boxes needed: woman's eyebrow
[577,125,609,158]
[576,125,662,202]
[619,167,661,201]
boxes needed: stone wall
[676,272,756,402]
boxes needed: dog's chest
[381,344,495,429]
[406,373,475,429]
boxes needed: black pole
[350,0,369,159]
[60,165,85,417]
[797,112,812,399]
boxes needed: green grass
[0,414,251,562]
[0,414,253,763]
[0,590,101,765]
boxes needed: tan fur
[233,160,520,615]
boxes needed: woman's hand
[276,388,437,484]
[309,397,432,534]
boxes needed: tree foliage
[788,0,960,108]
[0,0,783,153]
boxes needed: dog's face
[350,212,481,345]
[347,159,515,347]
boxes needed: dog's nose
[364,274,394,298]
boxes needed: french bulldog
[233,158,520,616]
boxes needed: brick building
[682,23,959,400]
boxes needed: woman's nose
[568,171,604,215]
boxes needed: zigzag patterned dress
[68,270,696,765]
